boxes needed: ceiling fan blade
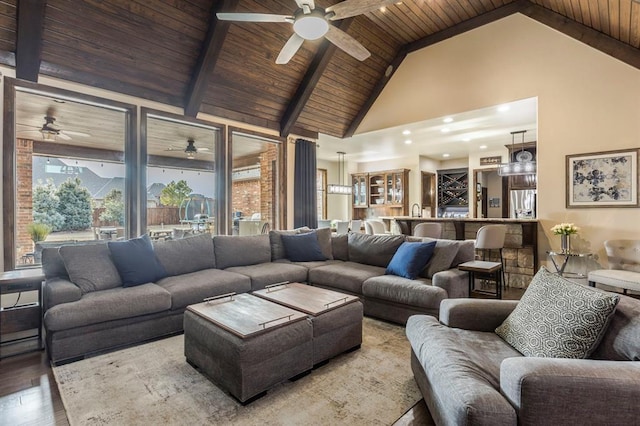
[58,133,72,141]
[325,25,370,61]
[276,33,305,64]
[62,130,91,137]
[326,0,398,20]
[294,0,315,9]
[216,13,292,23]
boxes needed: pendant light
[498,130,536,176]
[327,151,352,195]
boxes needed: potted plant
[26,222,52,244]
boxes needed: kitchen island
[380,216,538,288]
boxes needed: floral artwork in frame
[566,148,639,208]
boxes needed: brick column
[15,139,34,262]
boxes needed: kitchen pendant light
[327,151,352,195]
[498,130,536,176]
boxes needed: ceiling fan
[217,0,399,64]
[18,107,91,141]
[165,138,210,159]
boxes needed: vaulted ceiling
[2,0,640,140]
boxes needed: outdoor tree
[56,177,93,231]
[32,179,65,231]
[99,188,124,225]
[160,180,192,207]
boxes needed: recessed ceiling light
[380,6,386,12]
[443,117,453,123]
[462,138,471,142]
[442,153,450,158]
[404,139,412,145]
[402,130,411,135]
[441,128,450,133]
[479,145,487,149]
[497,105,510,112]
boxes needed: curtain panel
[294,138,317,229]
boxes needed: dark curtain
[294,138,317,229]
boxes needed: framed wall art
[566,148,639,208]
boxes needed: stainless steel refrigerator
[510,189,536,219]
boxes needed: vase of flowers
[551,223,579,253]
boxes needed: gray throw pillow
[421,239,459,278]
[496,267,620,358]
[314,227,333,260]
[215,234,271,269]
[153,233,215,276]
[348,233,405,267]
[59,244,122,294]
[331,234,349,261]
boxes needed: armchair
[588,239,640,294]
[406,295,640,426]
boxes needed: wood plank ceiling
[1,0,639,139]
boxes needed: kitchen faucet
[411,203,421,218]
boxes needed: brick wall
[259,143,278,227]
[16,139,34,262]
[231,179,260,217]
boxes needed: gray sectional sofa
[42,229,474,364]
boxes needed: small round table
[547,251,593,278]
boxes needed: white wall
[317,158,350,221]
[356,13,640,266]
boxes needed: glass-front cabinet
[352,173,368,207]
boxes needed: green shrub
[26,222,51,243]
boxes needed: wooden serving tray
[187,293,306,338]
[253,283,359,316]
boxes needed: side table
[458,260,503,299]
[0,268,45,358]
[547,251,593,279]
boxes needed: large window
[5,81,133,269]
[143,111,220,240]
[229,130,285,235]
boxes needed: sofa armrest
[439,299,519,331]
[501,357,640,425]
[44,277,82,310]
[431,269,468,298]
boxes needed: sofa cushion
[281,231,326,262]
[225,262,309,291]
[314,227,334,260]
[42,247,69,280]
[496,267,620,358]
[44,283,171,331]
[309,261,385,294]
[269,227,311,260]
[156,269,251,309]
[406,315,519,425]
[386,241,436,279]
[59,244,122,294]
[591,294,640,361]
[214,235,271,269]
[348,233,405,268]
[108,235,168,287]
[363,275,446,310]
[451,239,475,267]
[331,234,349,261]
[153,233,215,276]
[421,239,459,279]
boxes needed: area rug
[53,318,421,425]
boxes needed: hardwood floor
[0,349,68,426]
[0,287,526,426]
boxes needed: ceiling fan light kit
[217,0,398,64]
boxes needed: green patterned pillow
[496,267,619,358]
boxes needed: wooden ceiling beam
[520,1,640,70]
[344,0,528,138]
[279,19,354,138]
[184,0,240,118]
[16,0,47,82]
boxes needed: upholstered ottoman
[253,282,363,365]
[184,293,313,403]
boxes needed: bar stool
[475,225,508,290]
[413,223,443,238]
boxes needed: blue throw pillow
[108,235,168,287]
[386,241,437,279]
[281,231,327,262]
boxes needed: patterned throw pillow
[496,267,619,358]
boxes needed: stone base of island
[381,217,538,288]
